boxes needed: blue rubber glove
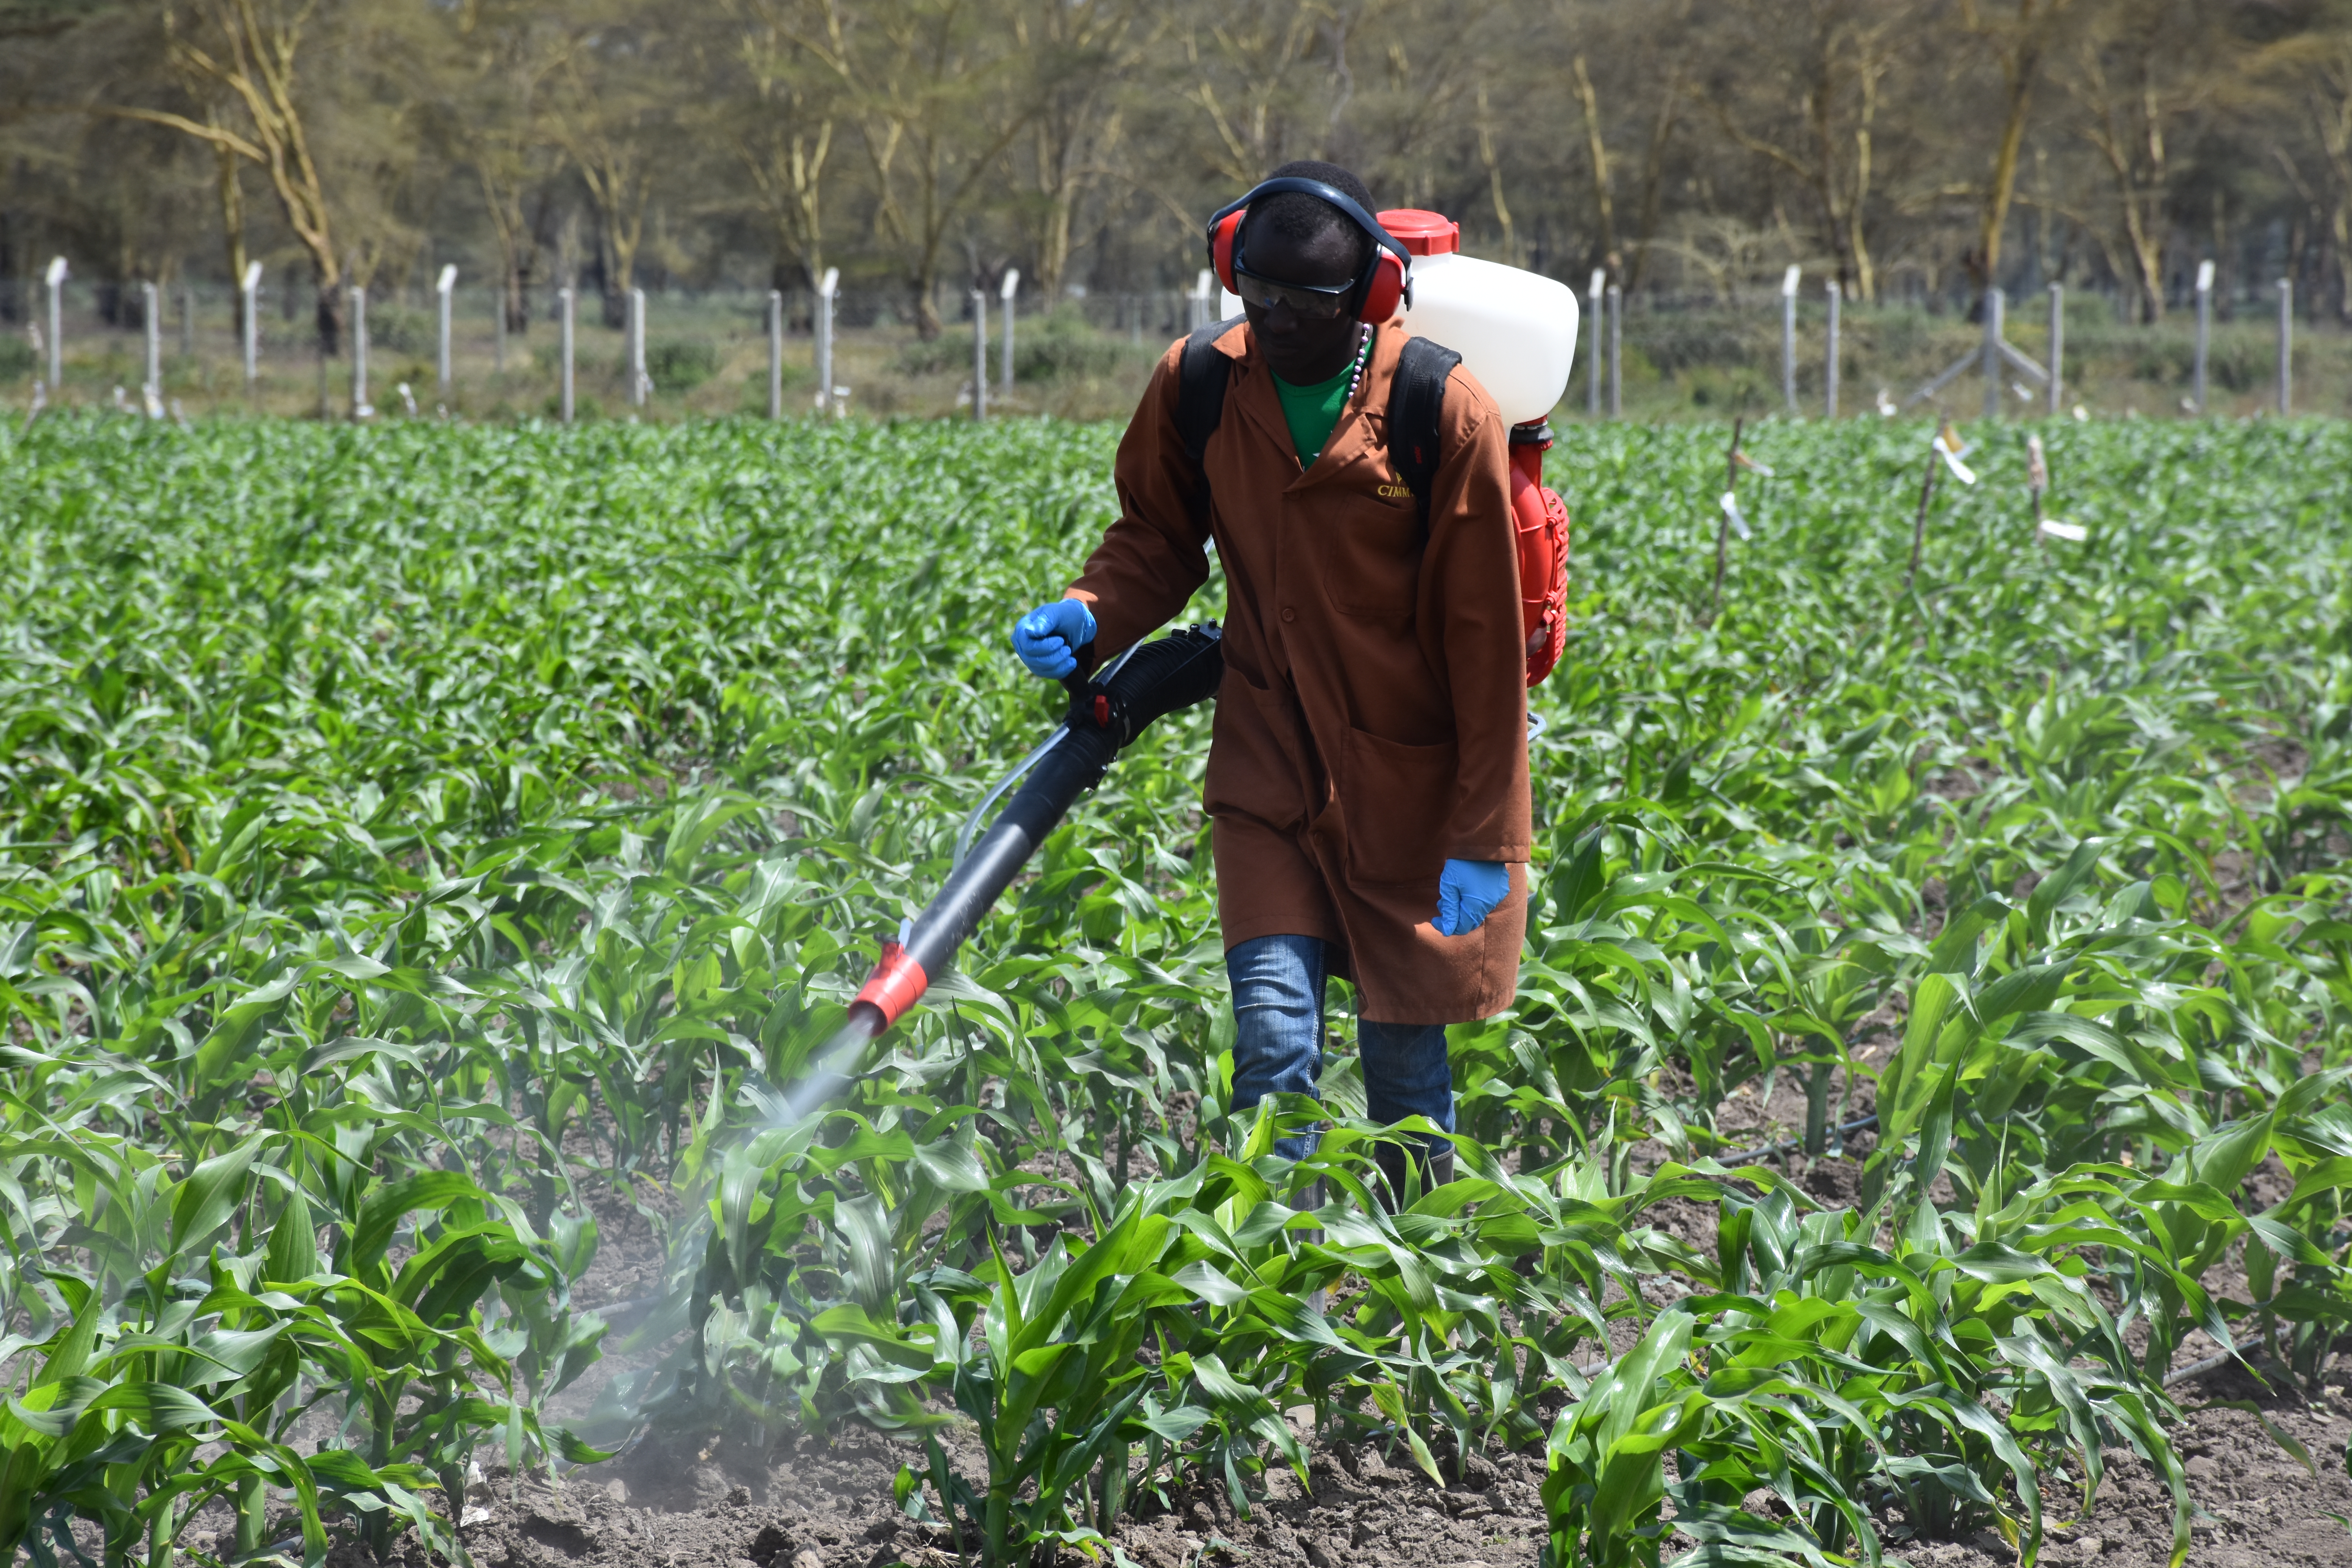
[1011,599,1096,680]
[1433,859,1509,937]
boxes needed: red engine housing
[1508,433,1571,687]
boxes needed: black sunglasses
[1233,263,1355,320]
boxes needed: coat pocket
[1204,666,1311,834]
[1340,724,1458,886]
[1319,494,1425,622]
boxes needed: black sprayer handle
[849,624,1223,1036]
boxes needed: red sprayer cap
[851,940,929,1030]
[1376,210,1459,256]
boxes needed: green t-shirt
[1271,361,1354,469]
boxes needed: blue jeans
[1226,934,1455,1161]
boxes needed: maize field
[4,411,2352,1568]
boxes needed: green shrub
[647,338,720,392]
[1014,309,1157,383]
[367,305,432,356]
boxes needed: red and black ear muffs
[1207,176,1412,323]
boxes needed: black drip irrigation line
[1711,1114,1879,1168]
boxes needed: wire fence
[4,272,2346,425]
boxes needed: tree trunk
[215,138,248,335]
[314,270,343,359]
[1625,68,1681,293]
[1570,56,1617,274]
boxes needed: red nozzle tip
[852,940,929,1031]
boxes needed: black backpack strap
[1387,335,1460,526]
[1175,318,1239,523]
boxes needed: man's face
[1238,219,1365,385]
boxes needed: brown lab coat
[1064,319,1531,1024]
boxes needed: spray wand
[842,624,1225,1043]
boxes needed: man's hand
[1011,600,1096,680]
[1434,859,1508,936]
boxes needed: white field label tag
[2038,519,2087,542]
[1720,491,1752,541]
[1932,429,1978,485]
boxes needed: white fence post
[436,264,456,402]
[971,288,987,420]
[1000,268,1020,395]
[2047,283,2064,416]
[242,261,261,391]
[44,257,65,392]
[1781,264,1800,414]
[1607,283,1623,419]
[817,267,839,415]
[1824,278,1840,419]
[559,286,575,424]
[181,282,195,361]
[2277,277,2292,417]
[1587,269,1604,418]
[494,284,507,374]
[767,289,784,419]
[1981,287,2004,421]
[350,284,369,418]
[2192,260,2214,414]
[626,287,647,408]
[142,281,161,405]
[1191,269,1214,331]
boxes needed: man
[1009,161,1529,1201]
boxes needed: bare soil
[432,1357,2352,1568]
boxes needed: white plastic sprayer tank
[1379,210,1579,425]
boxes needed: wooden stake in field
[1909,420,1979,593]
[2027,433,2086,548]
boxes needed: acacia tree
[117,0,348,353]
[715,0,843,294]
[1698,0,1908,301]
[2058,0,2232,322]
[549,16,662,325]
[1956,0,2075,291]
[439,0,566,334]
[1011,0,1152,302]
[787,0,1031,338]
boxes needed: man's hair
[1247,160,1377,272]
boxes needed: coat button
[1281,606,1296,623]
